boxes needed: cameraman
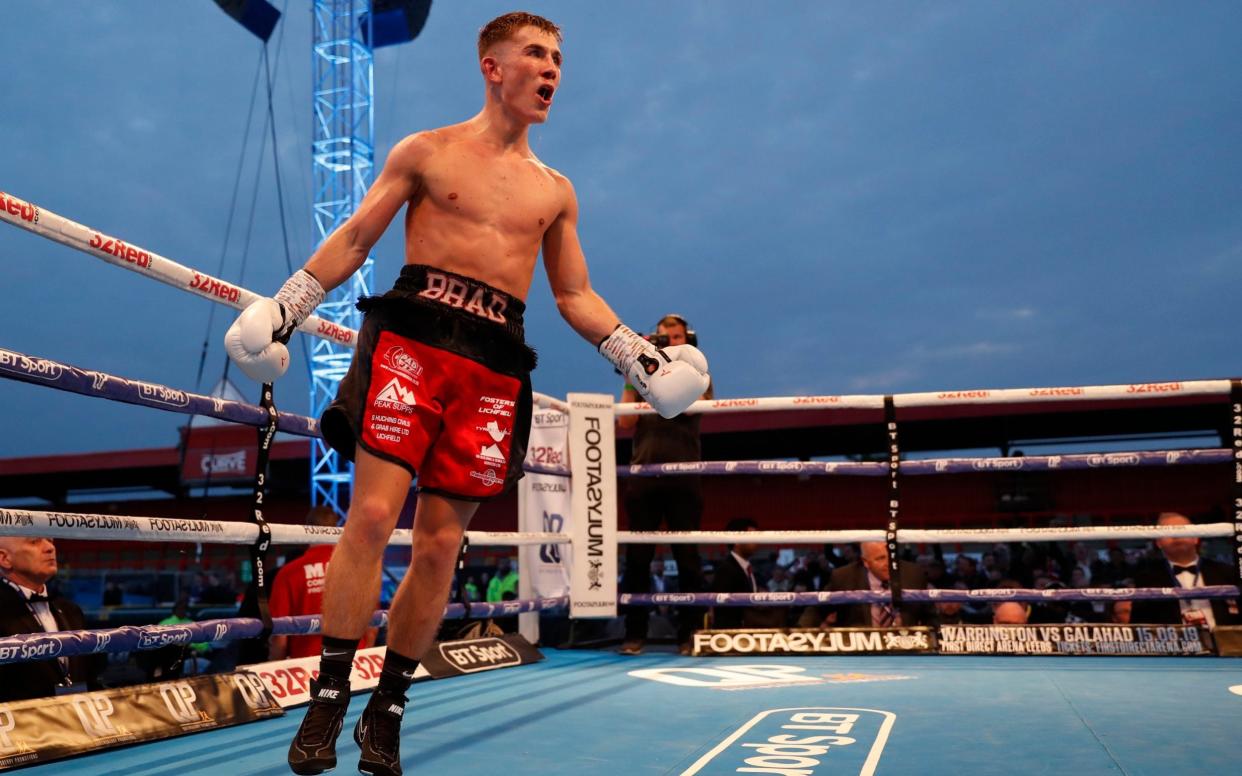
[618,314,713,655]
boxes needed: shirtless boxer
[224,12,709,776]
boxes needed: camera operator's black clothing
[623,413,704,643]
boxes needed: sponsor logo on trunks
[477,396,515,417]
[477,442,506,465]
[439,637,521,673]
[680,706,896,775]
[476,419,509,442]
[89,231,152,269]
[375,377,416,412]
[382,346,424,382]
[469,468,503,487]
[417,270,509,324]
[0,191,39,224]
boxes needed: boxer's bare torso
[401,123,566,301]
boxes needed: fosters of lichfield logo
[681,707,896,776]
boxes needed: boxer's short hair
[478,12,562,59]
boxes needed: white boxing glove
[224,269,325,383]
[599,324,709,418]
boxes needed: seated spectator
[933,581,969,626]
[0,537,105,700]
[1029,577,1070,624]
[797,541,929,628]
[767,565,792,593]
[1110,599,1133,624]
[159,598,212,675]
[1131,512,1241,629]
[1092,547,1135,586]
[486,558,519,602]
[993,601,1030,625]
[953,554,987,589]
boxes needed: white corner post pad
[568,392,617,618]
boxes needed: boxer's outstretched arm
[304,132,431,291]
[542,175,621,344]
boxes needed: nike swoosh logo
[323,651,350,658]
[400,671,415,679]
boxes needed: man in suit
[798,541,929,628]
[1131,512,1240,629]
[710,518,786,630]
[0,536,105,701]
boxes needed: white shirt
[1170,561,1216,629]
[3,578,57,634]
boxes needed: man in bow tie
[0,536,104,700]
[1130,512,1240,629]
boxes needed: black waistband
[392,264,525,339]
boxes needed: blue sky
[1,2,1240,458]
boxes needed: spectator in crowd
[1092,547,1136,587]
[102,580,124,606]
[617,314,711,656]
[992,601,1030,625]
[932,581,968,626]
[159,597,212,674]
[1064,542,1095,586]
[922,557,950,588]
[798,541,929,628]
[767,565,792,593]
[1110,599,1133,624]
[1131,512,1241,629]
[463,575,481,603]
[269,507,378,660]
[1028,576,1070,624]
[0,536,105,700]
[953,554,988,589]
[486,558,520,602]
[710,518,785,630]
[791,553,828,592]
[198,572,237,606]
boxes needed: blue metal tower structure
[309,0,375,515]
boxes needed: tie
[27,593,51,603]
[746,565,756,593]
[1172,564,1198,576]
[875,582,895,627]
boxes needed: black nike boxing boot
[354,688,407,776]
[288,674,352,774]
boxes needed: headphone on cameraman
[652,313,697,347]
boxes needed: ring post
[568,393,617,618]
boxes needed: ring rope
[0,346,320,436]
[614,379,1232,416]
[618,523,1234,545]
[0,508,570,547]
[617,449,1230,478]
[0,596,571,666]
[0,190,357,348]
[619,586,1240,607]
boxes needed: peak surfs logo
[375,377,416,411]
[439,637,521,674]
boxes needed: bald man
[1131,512,1240,628]
[0,537,104,700]
[992,601,1030,625]
[797,541,929,628]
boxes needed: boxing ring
[3,191,1242,775]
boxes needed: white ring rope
[618,523,1232,545]
[0,508,569,548]
[0,190,357,348]
[613,379,1230,416]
